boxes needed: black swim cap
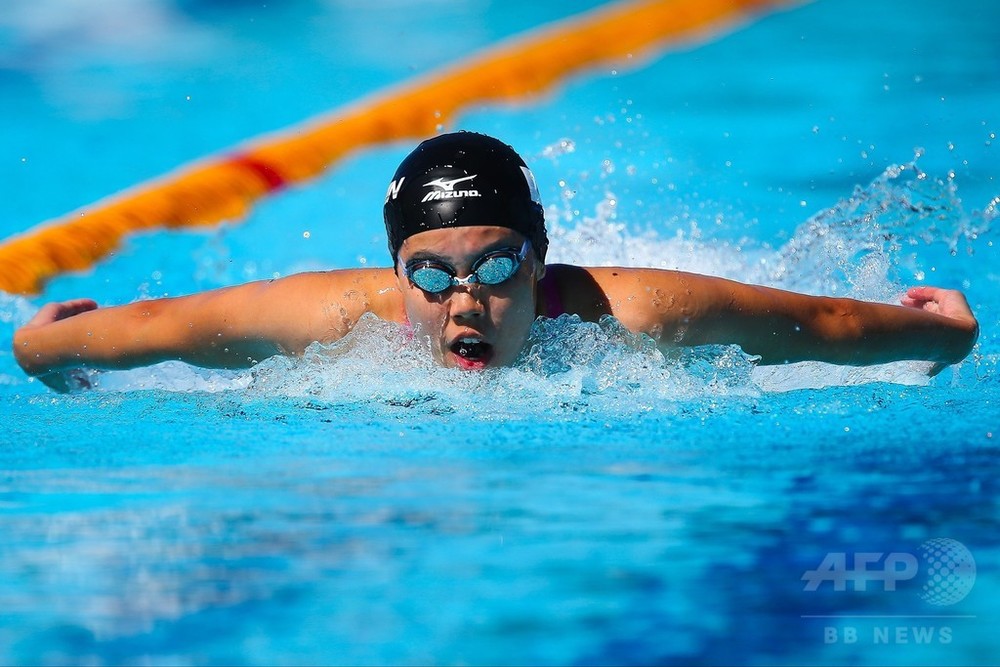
[383,132,547,263]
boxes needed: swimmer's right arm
[12,270,399,391]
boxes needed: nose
[448,284,486,321]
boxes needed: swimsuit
[539,273,565,318]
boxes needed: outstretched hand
[900,286,979,376]
[24,298,99,329]
[901,287,978,326]
[19,299,99,392]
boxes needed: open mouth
[449,337,494,369]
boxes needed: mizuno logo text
[421,174,481,203]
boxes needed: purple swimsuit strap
[539,272,564,318]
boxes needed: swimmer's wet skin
[12,132,979,391]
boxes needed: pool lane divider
[0,0,797,295]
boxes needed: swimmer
[12,132,979,392]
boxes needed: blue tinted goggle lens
[405,240,529,294]
[409,266,454,293]
[472,255,517,284]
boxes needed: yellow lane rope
[0,0,796,294]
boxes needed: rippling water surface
[1,0,998,664]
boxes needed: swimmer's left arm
[594,269,979,367]
[704,282,978,366]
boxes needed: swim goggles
[404,239,530,294]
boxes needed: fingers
[900,296,938,312]
[58,298,99,318]
[25,303,63,327]
[906,286,939,298]
[900,286,977,334]
[901,289,934,310]
[902,286,939,303]
[25,299,98,327]
[901,286,949,311]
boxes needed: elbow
[12,325,44,376]
[824,298,865,337]
[805,299,866,364]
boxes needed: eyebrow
[404,241,520,265]
[405,251,453,265]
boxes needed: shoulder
[269,267,405,323]
[538,264,609,320]
[209,267,404,334]
[219,267,405,352]
[542,265,729,330]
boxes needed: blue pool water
[1,0,998,664]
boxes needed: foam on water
[242,312,759,420]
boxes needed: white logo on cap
[385,177,405,203]
[421,174,481,203]
[520,166,541,205]
[424,175,477,191]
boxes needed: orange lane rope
[0,0,795,295]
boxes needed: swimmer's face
[396,226,544,370]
